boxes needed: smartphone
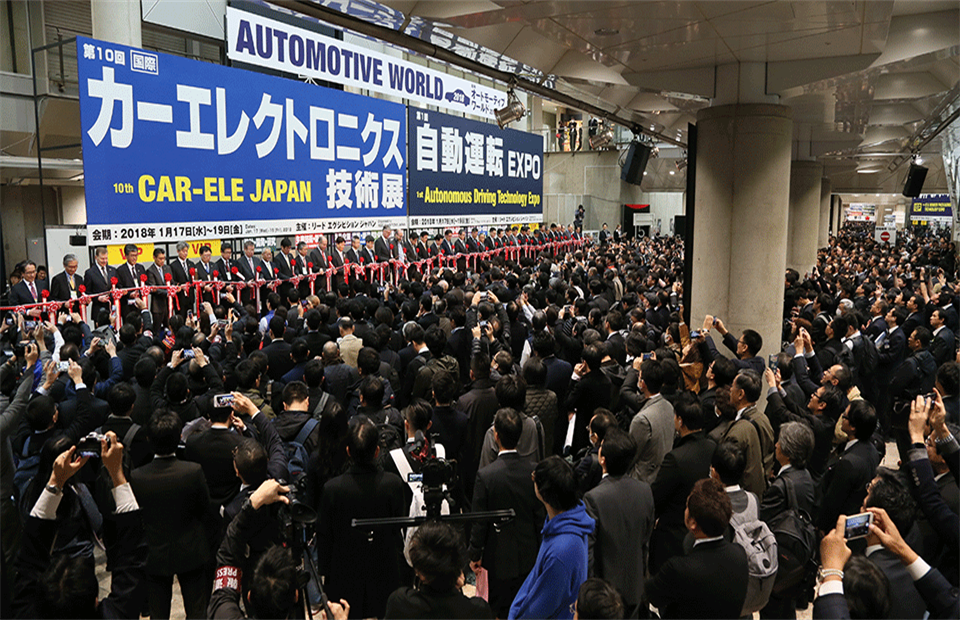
[689,330,701,339]
[3,316,13,326]
[217,319,229,327]
[768,354,778,370]
[24,320,37,331]
[844,512,873,540]
[57,361,70,373]
[183,349,195,358]
[187,310,194,318]
[213,393,235,408]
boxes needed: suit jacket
[864,316,888,339]
[235,254,259,281]
[722,413,768,496]
[542,355,573,405]
[759,465,816,523]
[584,474,654,606]
[375,236,396,262]
[115,262,146,290]
[867,547,928,619]
[877,326,906,375]
[261,339,294,381]
[144,262,172,306]
[345,248,361,265]
[629,394,676,483]
[130,456,211,575]
[317,464,408,619]
[645,538,748,619]
[49,271,82,302]
[9,279,49,306]
[308,247,329,271]
[651,432,716,568]
[817,439,880,531]
[931,327,956,366]
[468,452,544,580]
[564,370,612,453]
[213,257,238,282]
[167,258,194,311]
[184,427,245,508]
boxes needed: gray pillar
[836,197,843,233]
[691,104,792,366]
[787,160,822,274]
[818,178,831,249]
[92,0,141,47]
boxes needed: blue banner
[911,194,953,218]
[406,107,543,228]
[77,35,407,243]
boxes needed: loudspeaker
[621,142,651,186]
[902,163,928,198]
[674,215,687,240]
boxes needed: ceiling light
[495,89,525,129]
[643,171,647,176]
[590,128,614,150]
[856,169,880,174]
[669,170,676,175]
[915,156,924,165]
[594,28,619,36]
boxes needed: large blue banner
[407,107,543,228]
[77,35,407,243]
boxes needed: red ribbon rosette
[308,262,314,271]
[164,273,172,282]
[189,268,196,277]
[273,268,279,275]
[110,277,118,286]
[78,284,86,294]
[231,266,239,275]
[212,270,219,279]
[41,289,50,299]
[256,265,262,274]
[140,274,148,283]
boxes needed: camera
[217,319,229,327]
[689,330,701,339]
[278,477,317,526]
[77,432,108,458]
[843,512,873,540]
[182,349,195,358]
[24,320,37,331]
[213,393,235,408]
[57,361,70,373]
[3,316,13,326]
[479,320,489,331]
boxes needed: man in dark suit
[261,316,293,382]
[145,248,172,329]
[458,353,502,501]
[876,305,908,436]
[9,261,48,309]
[651,397,716,573]
[584,428,654,616]
[273,237,295,300]
[469,408,544,618]
[328,236,346,288]
[317,416,409,619]
[454,230,468,272]
[115,243,147,311]
[213,242,240,303]
[466,228,482,254]
[183,399,245,509]
[192,245,217,305]
[645,478,749,619]
[533,331,573,405]
[48,254,82,307]
[563,344,612,454]
[862,469,929,619]
[929,308,955,366]
[168,241,194,318]
[417,232,430,260]
[235,240,259,306]
[440,230,454,258]
[345,236,362,265]
[704,318,766,375]
[864,299,889,340]
[361,236,377,266]
[817,399,881,532]
[374,226,396,263]
[130,409,212,619]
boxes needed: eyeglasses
[569,603,577,615]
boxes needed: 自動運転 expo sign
[77,35,407,243]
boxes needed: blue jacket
[509,502,595,620]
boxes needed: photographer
[13,433,148,619]
[209,478,349,619]
[385,520,493,619]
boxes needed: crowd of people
[0,221,958,619]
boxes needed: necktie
[205,263,210,275]
[249,257,254,274]
[29,282,37,301]
[102,266,108,283]
[131,264,136,281]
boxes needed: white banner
[226,6,508,120]
[874,225,897,245]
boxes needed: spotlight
[675,159,687,171]
[590,128,614,150]
[495,89,525,129]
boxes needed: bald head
[322,341,340,363]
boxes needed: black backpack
[372,410,404,451]
[766,476,818,595]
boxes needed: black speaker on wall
[902,163,928,198]
[621,142,652,186]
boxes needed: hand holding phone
[843,512,874,540]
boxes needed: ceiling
[307,0,959,194]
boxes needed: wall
[543,150,684,233]
[1,186,59,270]
[61,186,87,225]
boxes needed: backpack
[13,436,41,508]
[372,410,404,451]
[390,443,450,566]
[766,476,818,596]
[312,391,332,418]
[413,356,461,401]
[283,418,319,482]
[730,492,778,616]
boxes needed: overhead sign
[846,203,876,222]
[874,225,897,245]
[225,5,508,120]
[77,35,407,244]
[406,108,543,228]
[911,194,953,218]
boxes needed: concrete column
[91,0,141,48]
[691,103,792,368]
[787,160,823,274]
[835,197,843,232]
[818,178,831,248]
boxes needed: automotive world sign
[226,4,509,120]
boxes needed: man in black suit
[361,236,377,266]
[345,236,362,265]
[563,344,612,454]
[145,248,172,329]
[317,416,409,619]
[375,225,397,263]
[192,245,218,305]
[168,241,194,318]
[183,397,245,509]
[645,478,749,619]
[469,408,544,618]
[213,242,240,304]
[651,396,716,574]
[466,228,482,254]
[817,399,881,532]
[458,353,501,500]
[48,254,82,309]
[235,240,259,306]
[440,230,454,258]
[454,230,468,272]
[584,428,654,616]
[862,469,929,619]
[130,409,212,619]
[102,383,153,470]
[417,232,430,260]
[876,305,908,436]
[9,261,49,312]
[864,298,889,340]
[261,316,293,382]
[929,308,955,366]
[115,243,147,310]
[273,237,296,300]
[533,331,573,406]
[328,236,347,288]
[603,312,627,367]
